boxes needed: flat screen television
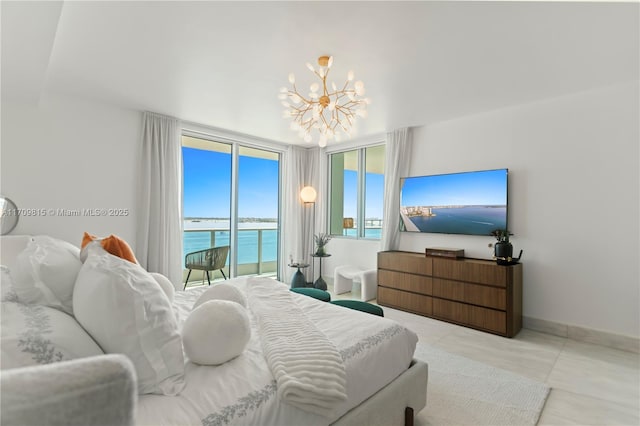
[399,168,508,236]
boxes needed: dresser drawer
[378,251,432,275]
[467,305,506,334]
[378,287,433,316]
[378,270,432,295]
[433,258,508,287]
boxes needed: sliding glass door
[236,146,280,277]
[182,135,280,287]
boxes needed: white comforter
[137,277,417,426]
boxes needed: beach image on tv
[400,169,507,235]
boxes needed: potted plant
[314,233,331,256]
[490,229,513,264]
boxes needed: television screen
[400,169,508,235]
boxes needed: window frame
[181,126,286,280]
[327,141,385,240]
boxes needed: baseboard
[523,316,639,354]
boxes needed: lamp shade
[300,186,317,203]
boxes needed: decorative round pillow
[149,272,175,303]
[182,300,251,365]
[193,283,246,310]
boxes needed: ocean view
[184,219,277,264]
[407,206,506,235]
[184,219,382,263]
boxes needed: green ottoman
[331,300,384,317]
[290,287,331,302]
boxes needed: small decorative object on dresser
[490,229,523,266]
[425,247,464,259]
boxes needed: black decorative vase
[494,241,513,265]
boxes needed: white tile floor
[328,284,640,426]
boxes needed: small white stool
[333,265,378,301]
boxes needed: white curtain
[306,147,327,236]
[280,146,307,282]
[380,127,413,251]
[279,146,326,284]
[136,112,183,289]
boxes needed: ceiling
[2,1,638,146]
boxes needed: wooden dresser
[377,250,522,337]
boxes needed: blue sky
[183,147,279,218]
[401,169,507,207]
[344,170,384,219]
[184,147,384,219]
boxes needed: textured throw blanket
[246,278,347,417]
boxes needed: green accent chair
[331,300,384,317]
[290,287,331,302]
[184,246,229,290]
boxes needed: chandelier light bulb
[282,56,369,147]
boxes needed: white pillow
[1,266,18,302]
[193,283,247,310]
[73,252,185,395]
[12,236,81,314]
[149,272,175,303]
[1,301,104,370]
[182,300,251,365]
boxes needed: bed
[0,235,428,426]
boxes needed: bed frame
[332,359,428,426]
[1,355,427,426]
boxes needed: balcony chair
[184,246,229,290]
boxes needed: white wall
[1,95,141,249]
[328,81,639,338]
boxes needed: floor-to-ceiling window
[182,135,280,286]
[329,144,385,238]
[237,146,280,277]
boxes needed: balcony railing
[183,228,278,285]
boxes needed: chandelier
[280,56,370,147]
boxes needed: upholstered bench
[331,300,384,317]
[290,287,331,302]
[333,265,377,301]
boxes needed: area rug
[413,343,550,426]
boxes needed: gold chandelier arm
[288,89,314,106]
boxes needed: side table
[310,253,331,290]
[288,263,310,288]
